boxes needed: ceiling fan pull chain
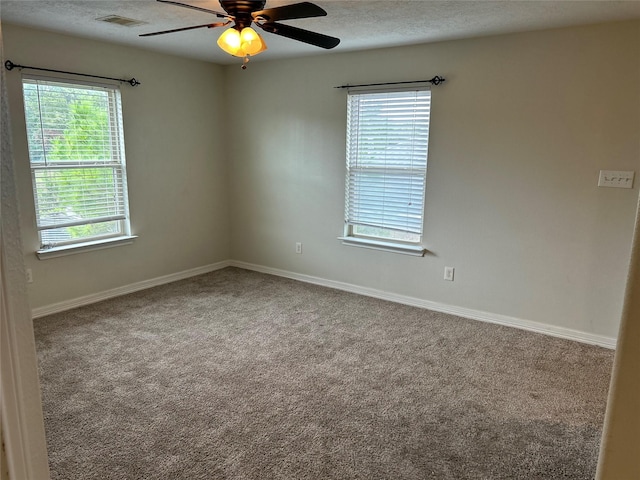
[241,55,250,70]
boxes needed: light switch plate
[598,170,634,188]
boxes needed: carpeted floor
[34,267,614,479]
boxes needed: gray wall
[3,21,639,342]
[225,21,640,340]
[3,24,231,309]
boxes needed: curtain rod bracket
[4,60,140,87]
[335,75,445,89]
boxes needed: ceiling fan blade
[252,2,326,22]
[258,22,340,49]
[140,22,227,37]
[156,0,227,18]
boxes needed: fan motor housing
[220,0,266,29]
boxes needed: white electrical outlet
[295,242,302,254]
[26,268,33,283]
[444,266,454,281]
[598,170,634,188]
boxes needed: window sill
[36,235,137,260]
[338,236,426,257]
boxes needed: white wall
[3,24,230,310]
[225,21,640,340]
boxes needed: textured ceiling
[2,0,640,65]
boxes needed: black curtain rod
[4,60,141,87]
[335,76,445,89]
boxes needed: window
[22,76,132,256]
[342,87,431,255]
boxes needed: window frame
[340,85,431,256]
[21,74,135,258]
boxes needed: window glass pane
[32,167,125,227]
[40,220,122,245]
[353,225,420,243]
[23,81,118,165]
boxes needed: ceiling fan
[141,0,340,65]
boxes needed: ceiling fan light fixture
[217,27,241,55]
[240,27,267,55]
[217,26,267,57]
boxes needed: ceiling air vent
[96,15,147,27]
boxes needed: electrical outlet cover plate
[444,266,454,281]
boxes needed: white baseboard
[31,261,231,318]
[229,261,617,350]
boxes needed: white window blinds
[345,87,431,241]
[22,77,130,249]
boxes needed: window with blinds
[22,76,131,250]
[344,87,430,247]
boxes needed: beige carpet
[34,267,613,479]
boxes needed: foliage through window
[344,87,431,247]
[22,76,131,250]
